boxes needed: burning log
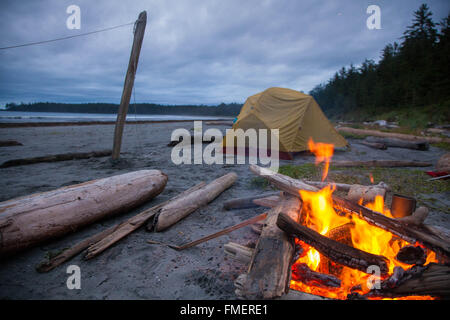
[0,170,167,257]
[292,263,341,289]
[149,172,237,232]
[276,212,389,276]
[362,263,450,299]
[332,196,450,259]
[331,160,432,168]
[249,165,450,259]
[365,136,429,151]
[395,245,426,265]
[224,242,254,264]
[346,184,386,204]
[223,192,280,210]
[235,196,302,299]
[319,222,354,276]
[304,180,390,193]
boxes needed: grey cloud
[0,0,449,105]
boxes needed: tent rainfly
[223,87,348,160]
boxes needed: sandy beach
[0,121,449,299]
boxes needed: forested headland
[310,4,450,127]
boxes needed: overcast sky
[0,0,449,106]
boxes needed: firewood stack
[226,165,450,300]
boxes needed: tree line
[310,4,450,122]
[5,102,242,117]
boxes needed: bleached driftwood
[365,136,429,151]
[235,195,302,299]
[337,126,450,144]
[149,172,238,232]
[252,195,281,208]
[224,242,254,264]
[223,192,279,210]
[0,150,112,168]
[0,170,167,257]
[331,160,431,168]
[83,182,206,260]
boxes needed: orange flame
[369,173,374,184]
[290,189,438,300]
[290,136,438,300]
[308,138,334,181]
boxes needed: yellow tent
[224,87,347,156]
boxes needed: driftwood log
[0,150,112,168]
[365,136,429,151]
[148,172,237,232]
[37,224,120,272]
[0,170,167,257]
[357,141,387,150]
[331,160,431,168]
[277,212,389,275]
[362,263,450,299]
[303,180,390,193]
[39,182,208,270]
[224,242,254,264]
[83,182,206,260]
[0,140,23,147]
[337,126,450,144]
[252,195,281,208]
[235,195,301,299]
[149,213,267,251]
[346,184,386,203]
[249,165,450,260]
[291,263,341,289]
[223,192,280,210]
[398,206,429,226]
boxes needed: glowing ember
[290,138,438,300]
[308,138,334,181]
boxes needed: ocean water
[0,111,229,123]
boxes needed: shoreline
[0,118,233,128]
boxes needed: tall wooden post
[112,11,147,160]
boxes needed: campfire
[290,139,438,300]
[233,139,450,300]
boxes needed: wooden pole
[112,11,147,160]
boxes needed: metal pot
[390,194,416,218]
